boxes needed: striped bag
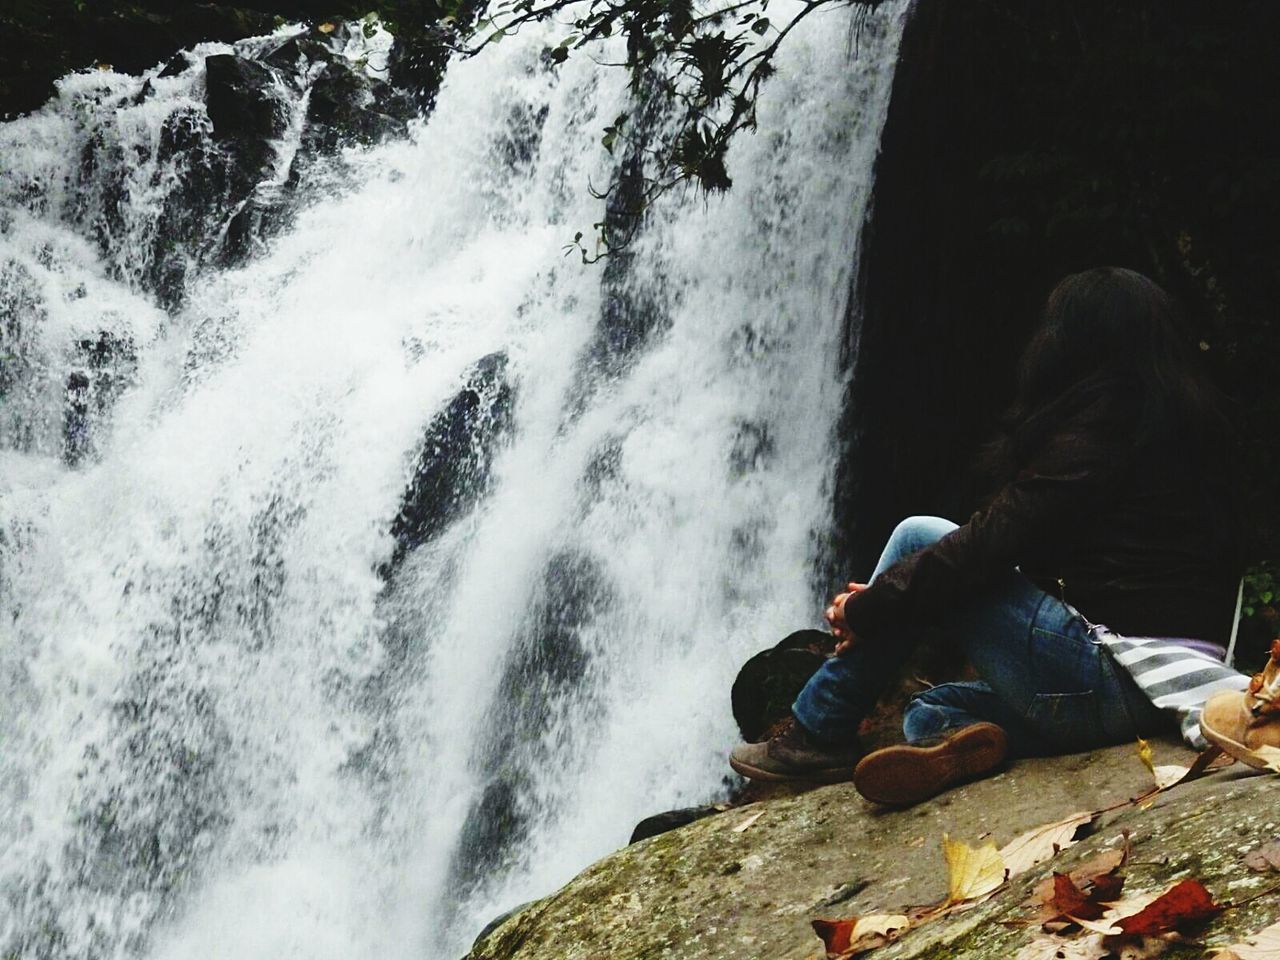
[1092,580,1249,749]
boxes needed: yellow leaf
[1136,737,1191,790]
[1211,918,1280,959]
[1251,745,1280,774]
[999,811,1095,880]
[318,21,336,33]
[943,834,1006,904]
[1137,737,1156,776]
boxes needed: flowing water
[0,3,909,956]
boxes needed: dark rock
[0,3,274,120]
[730,629,834,742]
[61,332,137,466]
[204,54,286,144]
[262,36,336,77]
[385,351,515,572]
[446,549,612,906]
[158,54,190,79]
[629,805,726,844]
[829,0,1280,594]
[301,63,413,153]
[387,30,452,113]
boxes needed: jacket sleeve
[841,415,1127,640]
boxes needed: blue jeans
[792,516,1173,757]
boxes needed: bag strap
[1225,576,1245,669]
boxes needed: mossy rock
[466,739,1280,960]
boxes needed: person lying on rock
[730,266,1253,806]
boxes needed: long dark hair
[986,267,1236,472]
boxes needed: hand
[826,581,867,655]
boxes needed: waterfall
[0,2,909,957]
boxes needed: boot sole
[728,755,856,785]
[1200,715,1276,772]
[853,722,1008,806]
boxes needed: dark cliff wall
[0,0,445,119]
[835,0,1280,608]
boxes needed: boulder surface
[466,738,1280,960]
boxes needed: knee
[902,691,953,743]
[884,515,958,560]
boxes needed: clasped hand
[825,581,867,655]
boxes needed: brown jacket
[843,402,1243,644]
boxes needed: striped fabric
[1097,629,1248,749]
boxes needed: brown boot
[729,717,861,784]
[852,722,1009,807]
[1200,638,1280,769]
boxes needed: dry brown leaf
[1014,933,1109,960]
[1049,873,1108,921]
[943,834,1007,904]
[1243,839,1280,873]
[811,914,909,958]
[1114,937,1174,959]
[1112,878,1222,936]
[1030,844,1128,925]
[1252,745,1280,774]
[1210,918,1280,959]
[1000,811,1096,880]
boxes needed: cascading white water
[0,2,909,957]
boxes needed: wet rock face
[833,0,1280,585]
[8,18,431,311]
[445,549,611,911]
[192,24,421,274]
[385,351,516,573]
[62,332,137,466]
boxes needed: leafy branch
[445,0,887,259]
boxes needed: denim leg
[903,681,1044,758]
[792,514,1172,751]
[792,516,958,743]
[952,577,1173,756]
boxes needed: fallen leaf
[1114,936,1174,959]
[1210,918,1280,959]
[943,834,1007,904]
[1050,873,1108,921]
[732,810,764,833]
[1014,933,1109,960]
[811,914,909,957]
[1252,745,1280,774]
[1113,879,1223,936]
[1136,736,1191,790]
[1243,839,1280,873]
[1152,764,1191,789]
[1001,811,1096,879]
[318,21,336,33]
[1031,845,1128,925]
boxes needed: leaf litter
[809,741,1269,959]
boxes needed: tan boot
[729,717,862,784]
[1200,638,1280,769]
[852,722,1008,807]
